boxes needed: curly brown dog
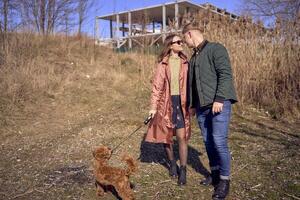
[93,146,137,200]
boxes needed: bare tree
[0,0,12,32]
[0,1,3,32]
[77,0,94,36]
[242,0,300,21]
[19,0,76,35]
[242,0,300,39]
[1,0,97,36]
[3,0,8,32]
[46,0,55,34]
[0,0,20,33]
[39,0,46,34]
[61,4,74,37]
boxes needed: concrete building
[95,0,239,49]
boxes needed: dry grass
[0,32,158,130]
[192,12,300,119]
[115,11,300,119]
[0,34,100,113]
[0,31,299,200]
[1,12,299,120]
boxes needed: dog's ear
[93,151,104,161]
[93,149,104,159]
[93,146,113,160]
[93,147,111,161]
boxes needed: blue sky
[83,0,242,37]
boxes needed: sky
[82,0,243,37]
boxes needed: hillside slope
[0,40,299,200]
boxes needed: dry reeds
[0,33,98,109]
[169,11,299,118]
[0,10,299,119]
[195,12,300,118]
[137,10,300,118]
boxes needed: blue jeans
[196,100,232,177]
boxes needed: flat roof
[96,1,207,23]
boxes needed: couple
[145,22,237,200]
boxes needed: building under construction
[95,0,239,49]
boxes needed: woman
[145,34,191,185]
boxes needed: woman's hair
[157,34,179,63]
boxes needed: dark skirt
[171,95,185,129]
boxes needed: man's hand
[189,108,196,117]
[212,102,224,114]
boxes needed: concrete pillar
[185,7,190,18]
[152,21,155,33]
[162,4,166,42]
[175,2,179,29]
[116,14,120,48]
[95,17,98,43]
[110,19,113,38]
[128,12,132,49]
[122,22,125,37]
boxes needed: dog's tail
[122,155,138,176]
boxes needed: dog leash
[111,115,153,153]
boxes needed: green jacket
[189,40,237,108]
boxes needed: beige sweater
[169,55,181,95]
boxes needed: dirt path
[0,61,299,200]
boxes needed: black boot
[169,160,178,177]
[178,166,187,185]
[200,170,220,187]
[211,170,220,187]
[212,179,230,200]
[200,175,212,186]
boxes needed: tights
[164,128,187,166]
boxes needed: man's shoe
[177,166,187,185]
[169,160,178,177]
[212,179,230,199]
[200,170,220,187]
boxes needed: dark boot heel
[213,179,230,199]
[169,160,178,177]
[178,166,187,185]
[200,170,220,187]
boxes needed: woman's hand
[149,109,157,118]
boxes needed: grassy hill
[0,35,299,200]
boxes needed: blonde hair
[182,22,204,34]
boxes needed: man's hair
[182,22,204,34]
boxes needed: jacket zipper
[195,54,205,107]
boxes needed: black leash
[111,115,152,153]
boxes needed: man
[182,22,237,200]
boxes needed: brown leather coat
[145,54,191,144]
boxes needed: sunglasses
[171,40,183,45]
